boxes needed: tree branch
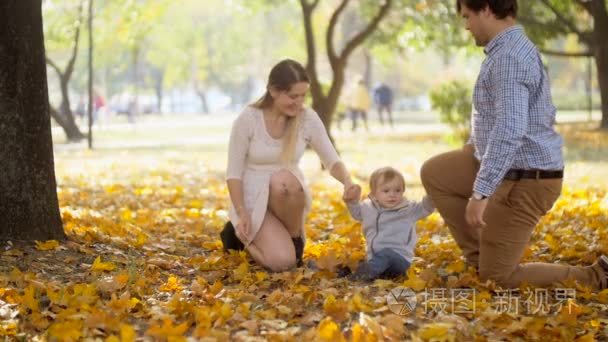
[339,0,392,62]
[300,0,319,11]
[577,0,608,25]
[326,0,349,68]
[575,0,606,17]
[45,56,63,78]
[299,0,322,101]
[64,0,85,79]
[574,0,594,15]
[540,48,593,57]
[539,0,586,39]
[518,14,593,46]
[49,105,67,126]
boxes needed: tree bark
[0,0,65,241]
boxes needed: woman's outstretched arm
[330,161,360,202]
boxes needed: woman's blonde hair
[252,59,309,165]
[369,167,406,193]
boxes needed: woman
[221,59,359,271]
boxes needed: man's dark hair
[456,0,518,19]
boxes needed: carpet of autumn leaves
[0,142,607,341]
[0,119,608,341]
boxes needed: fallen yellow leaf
[34,240,59,251]
[91,256,116,272]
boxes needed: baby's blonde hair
[369,166,406,193]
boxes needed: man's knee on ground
[420,159,437,187]
[479,268,519,289]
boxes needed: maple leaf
[34,240,60,251]
[349,293,373,313]
[208,280,223,296]
[402,268,427,291]
[444,259,465,273]
[48,320,83,341]
[146,318,189,340]
[417,322,453,340]
[323,295,348,322]
[350,323,365,342]
[0,321,17,336]
[91,256,116,272]
[159,275,183,292]
[575,333,597,342]
[21,284,39,312]
[133,232,147,247]
[255,271,268,282]
[233,261,249,280]
[597,289,608,304]
[315,251,341,272]
[317,317,345,341]
[29,312,50,330]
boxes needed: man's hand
[465,198,488,228]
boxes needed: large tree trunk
[0,0,65,241]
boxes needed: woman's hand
[235,207,251,242]
[342,181,361,203]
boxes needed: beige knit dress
[226,106,341,245]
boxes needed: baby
[344,166,434,281]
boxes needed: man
[373,83,394,127]
[420,0,608,289]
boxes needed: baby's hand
[343,183,362,203]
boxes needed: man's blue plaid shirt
[470,25,564,196]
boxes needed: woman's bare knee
[270,171,304,200]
